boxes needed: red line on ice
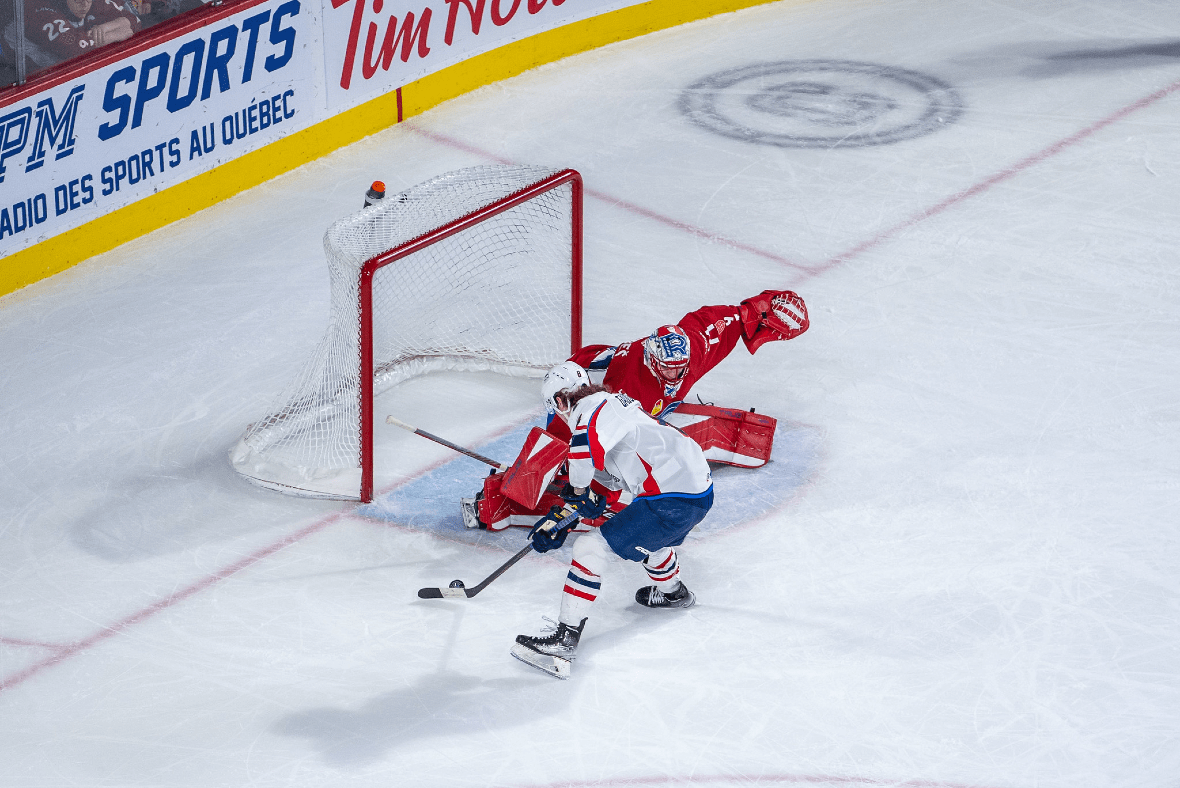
[0,417,528,695]
[410,76,1180,283]
[801,77,1180,281]
[7,74,1174,699]
[0,636,62,651]
[404,126,811,271]
[0,516,342,695]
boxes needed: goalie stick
[386,415,509,471]
[417,509,579,600]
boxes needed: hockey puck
[448,580,465,589]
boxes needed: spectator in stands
[13,0,140,71]
[130,0,207,27]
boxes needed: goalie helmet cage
[231,165,584,502]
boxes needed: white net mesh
[230,165,577,499]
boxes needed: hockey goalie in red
[463,289,809,531]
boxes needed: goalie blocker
[466,406,776,531]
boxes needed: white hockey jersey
[566,392,712,498]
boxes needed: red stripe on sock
[651,552,675,571]
[563,585,597,601]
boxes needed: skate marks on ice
[357,421,823,545]
[272,669,571,764]
[690,420,822,539]
[272,603,575,764]
[272,606,573,765]
[679,60,964,148]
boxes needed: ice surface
[2,1,1179,786]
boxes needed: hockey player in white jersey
[510,362,714,679]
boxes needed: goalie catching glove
[528,505,581,553]
[739,289,809,353]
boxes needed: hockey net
[230,165,583,501]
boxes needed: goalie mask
[542,361,590,415]
[643,325,691,385]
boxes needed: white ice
[3,1,1180,786]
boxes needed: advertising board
[321,0,640,111]
[0,0,776,296]
[0,0,322,259]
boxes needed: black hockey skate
[510,617,586,679]
[635,582,696,609]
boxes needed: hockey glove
[529,506,579,553]
[559,483,607,520]
[739,290,809,353]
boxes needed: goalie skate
[460,497,483,529]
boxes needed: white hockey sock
[643,547,681,593]
[559,531,608,626]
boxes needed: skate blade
[460,498,481,530]
[510,643,571,680]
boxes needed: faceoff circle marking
[680,60,964,148]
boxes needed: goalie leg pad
[661,403,777,467]
[478,472,563,531]
[500,427,569,509]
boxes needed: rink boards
[0,0,785,299]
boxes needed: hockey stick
[417,543,535,599]
[386,415,509,472]
[417,510,579,600]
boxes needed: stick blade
[417,587,469,599]
[386,415,413,431]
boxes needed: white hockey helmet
[542,361,590,415]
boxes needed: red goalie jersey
[463,290,809,531]
[558,303,744,439]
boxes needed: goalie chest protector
[662,404,777,468]
[501,427,570,508]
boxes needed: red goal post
[358,168,584,501]
[231,166,584,502]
